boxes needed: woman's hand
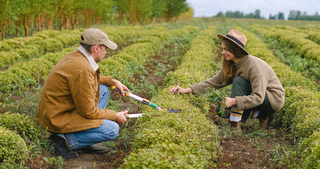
[224,97,237,108]
[169,86,192,94]
[112,79,130,96]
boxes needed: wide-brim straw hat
[217,29,249,55]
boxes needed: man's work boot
[76,144,108,154]
[48,134,79,159]
[259,113,274,130]
[230,121,241,133]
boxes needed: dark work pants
[230,76,274,123]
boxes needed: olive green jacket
[190,55,285,112]
[35,51,116,133]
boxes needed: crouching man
[35,28,129,159]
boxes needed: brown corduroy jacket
[190,55,285,112]
[35,51,117,133]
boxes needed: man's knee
[101,120,119,140]
[100,84,110,97]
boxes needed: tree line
[0,0,190,40]
[215,10,264,19]
[215,9,320,21]
[287,10,320,21]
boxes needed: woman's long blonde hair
[222,39,248,84]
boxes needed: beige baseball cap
[81,28,117,50]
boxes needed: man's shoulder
[55,51,93,73]
[63,51,89,65]
[64,50,84,59]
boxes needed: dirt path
[209,115,292,169]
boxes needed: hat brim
[217,34,249,55]
[104,40,117,50]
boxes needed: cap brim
[104,40,117,50]
[217,33,249,55]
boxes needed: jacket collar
[235,55,250,69]
[77,45,99,71]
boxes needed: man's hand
[169,86,193,94]
[112,79,130,96]
[116,110,128,124]
[225,97,237,108]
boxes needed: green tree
[269,14,276,20]
[178,5,193,21]
[114,0,131,22]
[19,0,42,36]
[152,0,167,22]
[126,0,152,25]
[216,11,224,17]
[254,9,261,18]
[0,0,22,40]
[278,12,285,20]
[164,0,189,22]
[41,0,57,30]
[135,0,153,24]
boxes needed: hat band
[226,34,245,48]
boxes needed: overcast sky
[186,0,320,19]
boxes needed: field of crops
[1,18,320,168]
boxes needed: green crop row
[164,27,218,87]
[99,26,199,80]
[306,33,320,45]
[0,30,80,69]
[0,26,171,95]
[0,27,147,70]
[121,26,221,168]
[268,25,320,46]
[236,26,320,168]
[249,24,320,64]
[295,130,320,168]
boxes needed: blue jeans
[65,84,119,150]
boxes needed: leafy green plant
[43,156,64,169]
[0,127,30,165]
[4,91,40,118]
[292,130,320,168]
[0,112,42,143]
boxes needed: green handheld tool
[112,86,181,113]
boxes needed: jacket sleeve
[69,69,117,120]
[100,76,113,86]
[235,74,268,110]
[189,69,229,95]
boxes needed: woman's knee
[233,76,247,85]
[231,76,251,97]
